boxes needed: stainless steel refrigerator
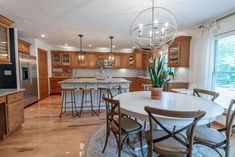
[19,53,38,107]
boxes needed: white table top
[114,91,224,126]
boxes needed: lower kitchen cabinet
[50,78,69,94]
[0,91,24,140]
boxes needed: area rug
[84,125,223,157]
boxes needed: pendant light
[130,0,177,53]
[108,36,115,62]
[77,34,85,63]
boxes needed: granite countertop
[0,89,25,97]
[59,78,131,84]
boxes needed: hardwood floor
[0,95,234,157]
[0,95,106,157]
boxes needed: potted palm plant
[148,56,169,99]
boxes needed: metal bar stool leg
[80,90,85,115]
[90,90,96,116]
[59,90,65,118]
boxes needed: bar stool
[59,87,79,118]
[97,87,112,115]
[79,87,97,116]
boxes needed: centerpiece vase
[150,87,162,100]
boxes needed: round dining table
[114,91,224,126]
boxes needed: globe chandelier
[130,0,177,53]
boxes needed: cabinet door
[0,24,10,64]
[135,52,143,69]
[113,54,122,68]
[168,42,180,67]
[62,53,71,66]
[51,52,61,67]
[87,53,97,68]
[121,54,130,68]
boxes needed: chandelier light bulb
[165,22,169,28]
[149,31,153,37]
[154,19,159,24]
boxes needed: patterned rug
[85,125,223,157]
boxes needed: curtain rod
[199,11,235,28]
[216,11,235,22]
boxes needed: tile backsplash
[72,69,142,78]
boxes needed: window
[213,34,235,109]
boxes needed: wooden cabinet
[18,39,31,54]
[113,53,122,68]
[168,36,191,67]
[86,53,97,68]
[0,15,14,64]
[51,51,61,67]
[164,82,189,92]
[50,78,68,94]
[51,51,72,67]
[135,52,143,69]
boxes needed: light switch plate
[4,70,12,76]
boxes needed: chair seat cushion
[111,117,142,133]
[151,130,187,154]
[193,125,226,145]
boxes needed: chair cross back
[102,95,121,131]
[145,106,206,154]
[193,88,219,101]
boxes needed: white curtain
[196,22,217,90]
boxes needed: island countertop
[59,78,131,84]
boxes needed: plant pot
[150,87,162,100]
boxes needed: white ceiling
[0,0,235,51]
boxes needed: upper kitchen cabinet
[18,39,31,54]
[0,15,14,64]
[61,52,71,66]
[113,53,122,68]
[51,51,72,67]
[168,36,192,67]
[134,51,143,69]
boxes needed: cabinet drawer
[8,111,24,133]
[0,96,6,103]
[8,100,24,118]
[7,92,23,104]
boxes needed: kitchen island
[59,78,131,111]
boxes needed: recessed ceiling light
[112,45,116,48]
[133,46,136,49]
[88,44,92,47]
[65,43,68,46]
[41,34,46,38]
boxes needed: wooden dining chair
[144,106,206,157]
[193,88,220,101]
[189,99,235,157]
[102,95,144,157]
